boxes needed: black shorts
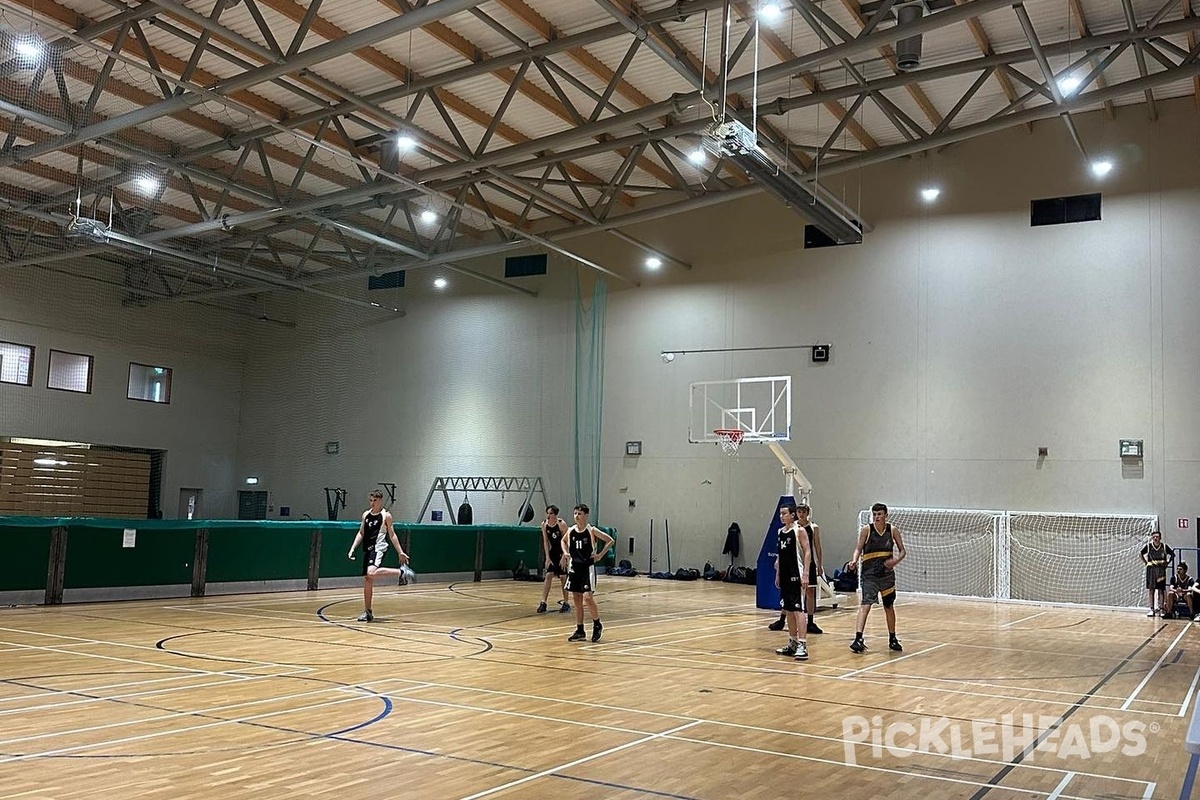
[861,570,895,605]
[780,576,806,612]
[547,552,566,576]
[566,561,595,594]
[1147,565,1168,589]
[809,561,818,584]
[362,542,387,575]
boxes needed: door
[238,490,269,520]
[178,488,203,520]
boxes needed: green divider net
[63,524,194,589]
[205,525,316,584]
[0,525,52,592]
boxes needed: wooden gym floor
[0,578,1196,799]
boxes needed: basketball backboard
[688,375,791,444]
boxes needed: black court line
[966,624,1165,800]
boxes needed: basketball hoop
[714,429,745,456]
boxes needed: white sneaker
[794,641,809,661]
[1147,610,1156,617]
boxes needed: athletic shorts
[547,551,566,576]
[860,570,895,605]
[362,541,387,575]
[1147,565,1168,589]
[566,561,595,594]
[809,561,818,584]
[780,576,806,612]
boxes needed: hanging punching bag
[457,493,473,525]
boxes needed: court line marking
[1177,662,1200,717]
[837,643,949,679]
[1045,772,1074,800]
[0,683,352,749]
[0,691,385,764]
[0,673,268,718]
[456,720,704,800]
[1000,611,1049,628]
[0,626,304,672]
[1120,622,1192,710]
[366,677,1152,789]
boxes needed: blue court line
[1180,752,1199,800]
[326,693,392,736]
[1172,649,1185,664]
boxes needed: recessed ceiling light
[433,277,448,289]
[1091,159,1114,177]
[645,256,663,269]
[420,208,437,223]
[920,186,940,202]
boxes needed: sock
[854,631,864,640]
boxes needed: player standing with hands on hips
[563,504,614,642]
[348,489,409,622]
[1141,530,1172,617]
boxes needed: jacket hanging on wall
[723,523,741,558]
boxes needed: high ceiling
[0,0,1197,311]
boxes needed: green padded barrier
[63,524,194,589]
[318,523,375,580]
[205,525,316,583]
[406,525,480,574]
[0,525,52,592]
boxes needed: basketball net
[714,429,744,456]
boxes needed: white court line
[0,683,350,749]
[1178,662,1200,717]
[1045,772,1074,800]
[0,625,303,672]
[366,677,1152,790]
[1000,610,1049,628]
[1120,623,1192,710]
[455,721,704,800]
[0,690,382,764]
[838,643,949,679]
[0,673,273,718]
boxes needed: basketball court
[1,580,1195,799]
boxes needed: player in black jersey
[1141,530,1173,617]
[769,505,825,634]
[538,505,571,614]
[847,503,906,653]
[563,503,614,642]
[347,489,408,622]
[773,503,811,661]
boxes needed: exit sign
[1180,518,1190,529]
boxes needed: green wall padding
[63,525,194,589]
[0,525,51,592]
[205,526,313,583]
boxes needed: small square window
[128,363,172,404]
[0,341,34,386]
[47,350,93,394]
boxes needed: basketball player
[768,504,824,635]
[797,504,824,634]
[563,504,614,642]
[1141,530,1173,617]
[537,505,571,614]
[847,503,906,653]
[347,489,409,622]
[773,503,811,661]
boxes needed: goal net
[856,507,1157,608]
[857,508,1000,599]
[1007,512,1155,607]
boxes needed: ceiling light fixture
[420,208,437,224]
[1090,159,1114,177]
[701,119,862,244]
[645,256,662,270]
[433,277,448,289]
[688,148,706,165]
[396,134,417,151]
[135,175,160,195]
[14,35,43,60]
[760,2,782,21]
[1057,74,1082,95]
[920,186,941,202]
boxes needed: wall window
[128,363,172,404]
[0,341,34,386]
[47,350,93,393]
